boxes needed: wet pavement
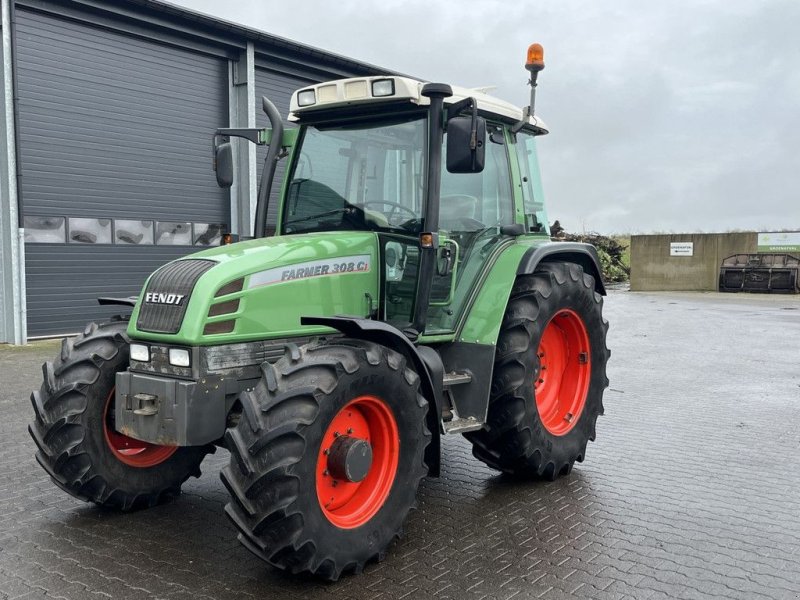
[1,290,799,600]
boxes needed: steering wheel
[359,201,418,225]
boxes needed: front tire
[466,262,610,479]
[221,339,430,580]
[29,319,212,510]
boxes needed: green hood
[128,231,380,345]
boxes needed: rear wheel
[466,262,609,479]
[29,319,212,510]
[221,339,429,581]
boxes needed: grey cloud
[170,0,800,234]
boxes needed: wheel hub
[327,436,373,483]
[316,395,399,529]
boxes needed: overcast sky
[172,0,799,234]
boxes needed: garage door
[255,67,314,229]
[16,9,229,336]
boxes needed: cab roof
[288,76,548,135]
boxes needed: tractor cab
[214,74,552,340]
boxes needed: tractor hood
[127,232,380,345]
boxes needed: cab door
[425,122,516,334]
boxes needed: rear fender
[517,242,607,295]
[458,241,606,347]
[300,316,443,477]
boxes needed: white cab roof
[288,76,548,134]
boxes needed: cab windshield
[281,114,426,235]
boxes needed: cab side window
[439,122,513,231]
[513,131,549,233]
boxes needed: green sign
[757,232,800,253]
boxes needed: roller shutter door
[16,9,229,336]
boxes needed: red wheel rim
[316,395,399,529]
[534,309,591,436]
[103,389,177,468]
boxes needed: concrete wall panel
[630,232,757,291]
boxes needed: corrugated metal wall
[16,8,229,335]
[10,1,387,338]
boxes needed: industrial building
[0,0,392,343]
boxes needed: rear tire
[29,319,213,510]
[221,339,430,581]
[466,262,610,479]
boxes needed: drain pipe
[2,0,26,344]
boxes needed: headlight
[168,348,191,367]
[297,89,316,106]
[130,343,149,362]
[371,79,395,97]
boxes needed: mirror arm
[214,127,263,144]
[446,96,473,122]
[468,101,478,169]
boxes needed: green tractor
[29,44,609,580]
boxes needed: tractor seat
[439,194,479,230]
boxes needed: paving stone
[1,291,799,599]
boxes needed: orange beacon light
[526,43,545,72]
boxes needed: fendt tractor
[30,44,609,580]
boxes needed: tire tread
[29,319,211,510]
[467,262,609,479]
[221,339,429,580]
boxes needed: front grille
[137,259,216,333]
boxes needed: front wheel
[466,262,610,479]
[221,339,430,581]
[29,319,212,510]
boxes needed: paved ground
[1,290,799,600]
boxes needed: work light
[129,343,149,362]
[371,79,395,97]
[168,348,191,367]
[297,89,316,106]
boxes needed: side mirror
[214,141,233,188]
[446,116,486,174]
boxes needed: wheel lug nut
[323,469,329,476]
